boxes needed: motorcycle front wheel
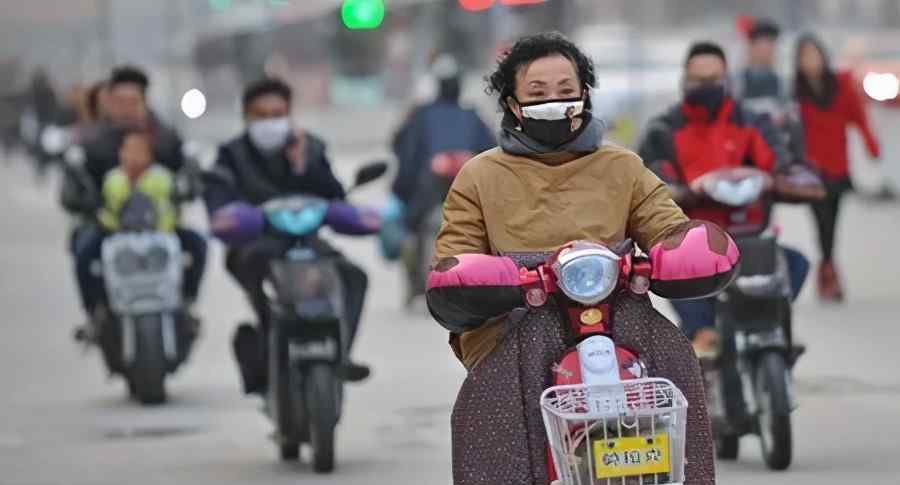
[128,314,168,405]
[755,351,792,470]
[275,336,301,461]
[304,363,338,473]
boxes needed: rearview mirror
[181,140,201,160]
[353,161,388,188]
[64,145,86,167]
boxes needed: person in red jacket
[639,42,811,356]
[795,34,881,301]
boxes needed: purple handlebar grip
[211,202,264,245]
[325,201,381,235]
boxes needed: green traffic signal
[341,0,385,30]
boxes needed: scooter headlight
[40,125,70,156]
[113,248,142,275]
[553,246,620,305]
[145,245,171,272]
[705,175,766,207]
[266,201,328,236]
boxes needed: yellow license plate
[593,433,670,479]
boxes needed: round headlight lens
[559,255,619,304]
[145,245,170,272]
[113,248,142,275]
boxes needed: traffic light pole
[96,0,115,68]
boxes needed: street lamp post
[96,0,115,67]
[166,0,181,130]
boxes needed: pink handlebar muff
[426,254,526,334]
[648,220,741,300]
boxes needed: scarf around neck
[498,112,604,157]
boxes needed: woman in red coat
[795,34,881,301]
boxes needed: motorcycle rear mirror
[64,145,86,167]
[181,140,217,170]
[353,161,388,188]
[181,140,201,160]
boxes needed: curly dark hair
[486,31,595,112]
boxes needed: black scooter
[258,163,386,472]
[695,167,816,470]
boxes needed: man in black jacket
[204,78,371,392]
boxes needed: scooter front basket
[541,378,688,485]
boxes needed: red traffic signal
[458,0,546,12]
[458,0,493,11]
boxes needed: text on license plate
[593,433,670,479]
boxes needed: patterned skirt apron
[450,253,715,485]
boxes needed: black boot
[232,323,267,395]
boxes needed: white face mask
[516,99,588,147]
[248,117,291,152]
[520,100,584,120]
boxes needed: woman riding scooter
[425,32,740,485]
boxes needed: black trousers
[811,180,849,261]
[224,237,368,353]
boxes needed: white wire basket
[541,378,688,485]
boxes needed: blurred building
[3,0,900,147]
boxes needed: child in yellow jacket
[99,131,176,232]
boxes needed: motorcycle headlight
[114,248,142,275]
[553,247,621,305]
[41,125,69,155]
[145,245,170,272]
[706,176,765,207]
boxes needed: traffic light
[502,0,547,5]
[341,0,385,30]
[458,0,493,11]
[458,0,546,11]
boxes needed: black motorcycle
[88,193,197,404]
[259,163,385,472]
[66,145,205,404]
[696,167,820,470]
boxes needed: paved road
[1,152,899,485]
